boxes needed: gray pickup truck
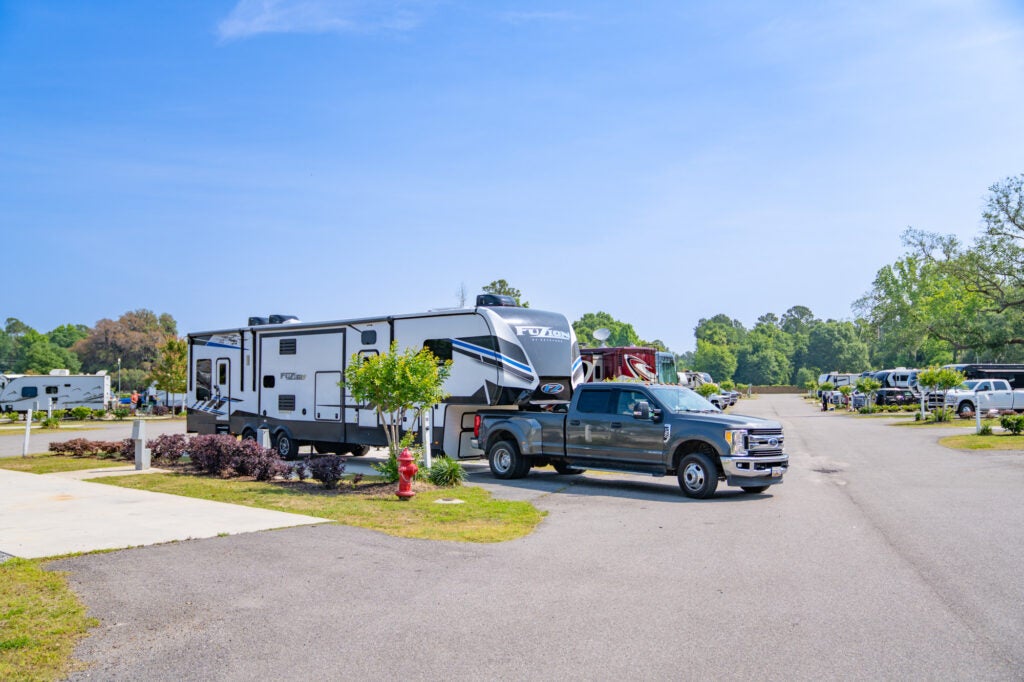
[471,383,788,499]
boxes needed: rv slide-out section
[186,306,583,460]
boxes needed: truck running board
[557,459,666,477]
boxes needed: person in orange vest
[130,390,140,414]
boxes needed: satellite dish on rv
[593,328,611,347]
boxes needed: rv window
[361,330,377,345]
[218,363,228,385]
[577,390,613,414]
[279,339,297,355]
[196,359,212,400]
[423,339,453,363]
[263,375,275,388]
[45,386,58,395]
[278,395,296,411]
[21,386,38,399]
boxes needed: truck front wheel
[488,439,529,479]
[958,401,974,417]
[677,452,718,499]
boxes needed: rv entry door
[214,358,231,428]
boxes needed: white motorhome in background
[186,303,584,460]
[0,370,111,413]
[817,372,859,392]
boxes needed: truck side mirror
[633,401,651,420]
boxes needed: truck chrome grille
[746,429,784,456]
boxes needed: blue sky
[3,1,1023,352]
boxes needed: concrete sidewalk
[0,469,328,559]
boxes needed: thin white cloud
[217,0,430,40]
[499,10,581,26]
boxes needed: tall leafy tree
[573,312,641,347]
[735,323,793,385]
[805,321,870,374]
[47,324,89,349]
[482,279,529,307]
[691,339,737,382]
[73,309,177,373]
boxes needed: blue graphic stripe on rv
[572,356,583,372]
[451,339,533,374]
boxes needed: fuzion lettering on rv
[514,326,571,340]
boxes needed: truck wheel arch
[672,440,723,477]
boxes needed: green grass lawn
[0,455,129,475]
[939,433,1024,450]
[0,558,96,682]
[96,472,545,543]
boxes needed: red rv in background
[580,347,679,384]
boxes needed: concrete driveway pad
[0,469,327,558]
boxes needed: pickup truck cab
[471,383,788,499]
[944,379,1024,416]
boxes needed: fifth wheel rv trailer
[186,305,584,459]
[0,370,111,413]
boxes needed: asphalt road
[51,395,1024,680]
[0,419,186,458]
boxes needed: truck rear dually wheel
[677,452,718,499]
[552,461,584,475]
[488,439,529,479]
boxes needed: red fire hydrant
[396,447,418,501]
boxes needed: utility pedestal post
[976,406,983,434]
[47,397,54,420]
[421,408,433,469]
[132,419,150,470]
[21,402,36,458]
[258,427,271,449]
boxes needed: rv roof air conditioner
[476,294,517,307]
[248,315,300,326]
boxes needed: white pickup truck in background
[944,379,1024,417]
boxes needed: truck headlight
[725,429,747,455]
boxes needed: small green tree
[855,376,882,413]
[916,367,966,422]
[150,338,187,411]
[838,384,853,409]
[695,382,720,402]
[343,341,451,459]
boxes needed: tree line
[0,309,182,393]
[501,173,1024,386]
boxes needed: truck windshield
[649,386,718,412]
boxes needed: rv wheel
[347,444,370,457]
[274,432,296,460]
[241,428,257,442]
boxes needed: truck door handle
[569,420,580,426]
[610,422,622,428]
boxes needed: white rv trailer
[186,305,584,459]
[0,370,111,413]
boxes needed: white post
[976,405,982,434]
[132,419,150,470]
[421,408,433,469]
[21,403,34,458]
[47,397,54,419]
[257,427,271,449]
[920,392,926,420]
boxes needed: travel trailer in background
[0,370,111,413]
[187,301,584,460]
